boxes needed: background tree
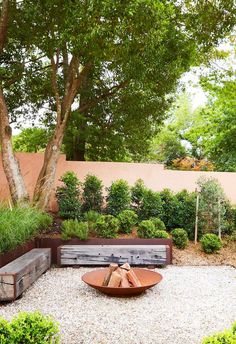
[1,0,236,209]
[13,128,52,153]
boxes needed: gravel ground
[0,266,236,344]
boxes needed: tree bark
[33,122,65,210]
[0,87,29,205]
[0,0,29,206]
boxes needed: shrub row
[56,173,236,241]
[0,205,52,253]
[0,311,60,343]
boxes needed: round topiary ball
[171,228,188,249]
[200,233,222,254]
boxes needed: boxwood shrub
[94,215,119,238]
[202,322,236,344]
[200,233,222,254]
[117,209,138,234]
[171,228,188,249]
[150,217,166,231]
[0,312,60,343]
[137,220,168,238]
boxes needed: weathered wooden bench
[0,248,51,301]
[58,245,171,266]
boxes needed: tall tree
[1,0,236,209]
[0,0,29,205]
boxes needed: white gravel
[0,266,236,344]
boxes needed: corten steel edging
[0,240,36,269]
[37,237,173,265]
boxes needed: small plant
[200,233,222,254]
[138,190,163,220]
[61,219,88,240]
[94,215,119,238]
[171,228,188,249]
[0,318,11,344]
[84,210,101,232]
[150,217,166,231]
[0,311,60,343]
[202,321,236,344]
[106,179,131,216]
[56,171,81,220]
[82,174,103,212]
[153,230,169,238]
[137,220,156,238]
[117,210,138,234]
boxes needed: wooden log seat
[58,244,171,266]
[0,248,51,301]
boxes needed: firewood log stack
[102,263,142,288]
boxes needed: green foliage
[106,180,131,216]
[9,312,59,344]
[94,215,119,238]
[149,128,186,165]
[172,190,197,239]
[159,189,179,230]
[131,179,147,216]
[171,228,188,249]
[153,230,169,238]
[138,190,163,220]
[0,318,11,344]
[82,175,103,213]
[197,177,228,235]
[13,128,51,153]
[137,220,168,238]
[0,206,52,253]
[117,210,138,234]
[202,322,236,344]
[150,217,166,231]
[200,233,222,254]
[61,220,88,241]
[56,171,81,220]
[83,210,101,233]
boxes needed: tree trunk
[0,87,29,205]
[33,123,65,210]
[72,136,86,161]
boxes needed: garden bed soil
[173,240,236,267]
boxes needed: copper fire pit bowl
[82,268,163,296]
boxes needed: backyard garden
[0,172,236,343]
[1,0,236,343]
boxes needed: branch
[0,0,9,53]
[50,51,61,122]
[79,81,128,113]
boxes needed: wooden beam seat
[0,248,51,301]
[58,245,171,267]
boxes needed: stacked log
[103,263,142,288]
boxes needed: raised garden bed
[0,237,172,268]
[0,240,36,269]
[36,237,173,265]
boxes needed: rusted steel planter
[36,237,173,265]
[0,240,36,268]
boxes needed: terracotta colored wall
[1,152,236,211]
